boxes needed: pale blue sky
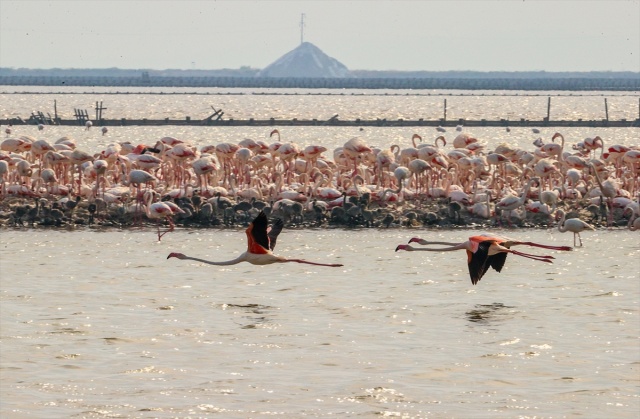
[1,0,639,72]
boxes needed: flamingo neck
[556,213,568,233]
[408,241,469,251]
[183,253,247,266]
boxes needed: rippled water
[1,227,639,418]
[1,88,639,418]
[2,86,639,122]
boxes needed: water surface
[1,227,638,418]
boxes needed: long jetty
[2,116,638,128]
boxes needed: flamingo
[395,234,571,285]
[68,149,94,195]
[555,209,595,247]
[452,133,477,149]
[343,137,372,177]
[129,169,157,204]
[583,136,604,159]
[145,192,184,241]
[495,178,535,225]
[0,159,10,193]
[167,211,343,267]
[589,162,617,226]
[30,139,55,170]
[540,132,565,161]
[468,190,492,219]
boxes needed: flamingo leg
[508,249,554,263]
[157,218,175,241]
[515,242,572,251]
[577,232,583,247]
[283,258,343,267]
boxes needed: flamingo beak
[408,237,421,244]
[395,245,407,252]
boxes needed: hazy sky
[1,0,639,72]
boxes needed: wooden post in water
[54,100,58,121]
[95,101,106,121]
[546,97,551,121]
[443,99,447,121]
[604,98,609,121]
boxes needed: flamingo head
[395,244,409,252]
[167,252,187,260]
[592,136,603,147]
[408,237,422,244]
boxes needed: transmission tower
[300,13,306,44]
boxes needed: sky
[1,0,639,72]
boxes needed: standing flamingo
[452,133,477,149]
[68,149,94,195]
[555,209,595,247]
[589,162,617,226]
[145,193,184,241]
[343,137,372,177]
[395,234,571,285]
[495,178,535,226]
[167,211,343,267]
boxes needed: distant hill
[257,42,351,78]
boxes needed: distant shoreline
[1,74,639,91]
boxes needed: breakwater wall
[2,116,638,128]
[1,75,640,91]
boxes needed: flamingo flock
[0,129,638,245]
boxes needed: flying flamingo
[167,211,344,267]
[395,234,571,285]
[555,209,595,247]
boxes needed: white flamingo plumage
[555,209,595,247]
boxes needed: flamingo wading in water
[555,209,596,247]
[167,211,344,267]
[395,234,571,285]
